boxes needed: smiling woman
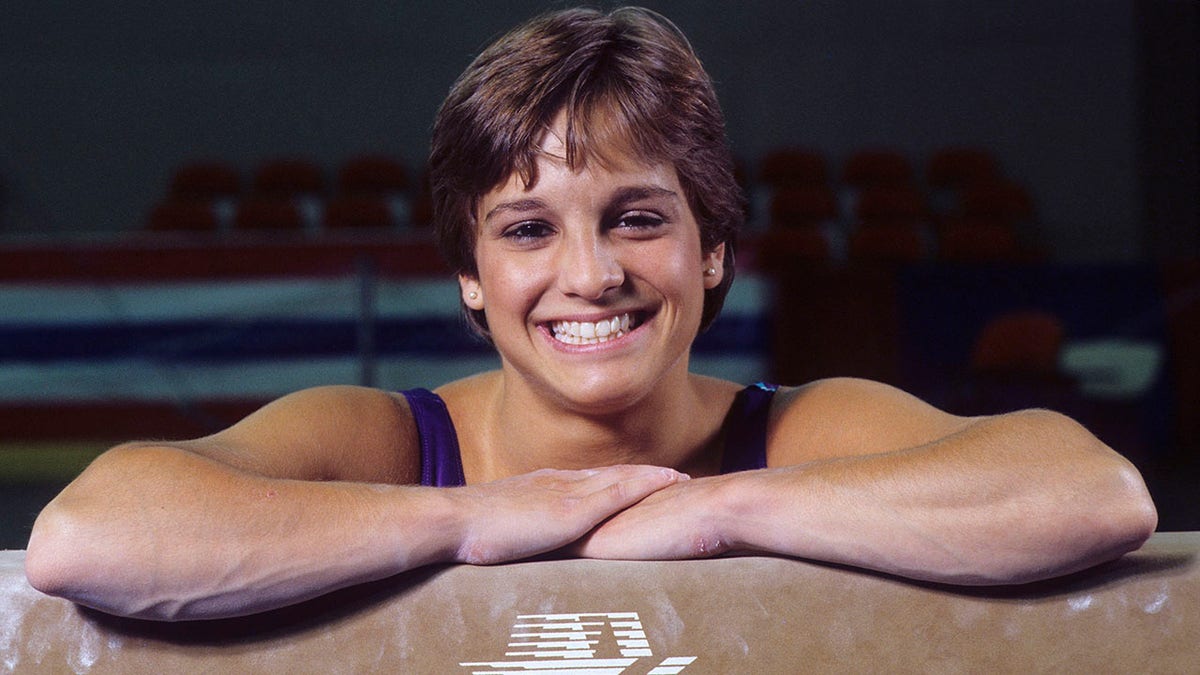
[24,6,1157,622]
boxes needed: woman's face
[461,124,725,413]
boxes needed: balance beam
[2,533,1196,672]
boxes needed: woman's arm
[24,386,685,620]
[576,378,1157,585]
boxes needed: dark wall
[0,1,1187,262]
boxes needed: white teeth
[551,313,637,345]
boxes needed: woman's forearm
[25,443,460,621]
[25,444,686,620]
[725,410,1157,584]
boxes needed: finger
[575,465,687,511]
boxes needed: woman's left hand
[570,473,744,560]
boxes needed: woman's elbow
[1108,460,1158,551]
[24,502,82,599]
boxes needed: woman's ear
[459,274,484,310]
[702,243,726,289]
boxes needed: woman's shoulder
[770,376,965,415]
[766,377,971,465]
[190,384,422,483]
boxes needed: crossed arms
[25,379,1156,620]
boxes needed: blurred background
[1,1,1196,548]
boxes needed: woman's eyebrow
[610,185,679,205]
[483,198,548,223]
[484,185,679,223]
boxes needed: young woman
[25,7,1156,621]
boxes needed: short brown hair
[430,6,743,338]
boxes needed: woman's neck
[448,369,735,482]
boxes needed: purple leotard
[401,382,779,487]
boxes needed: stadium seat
[323,195,395,229]
[959,179,1035,224]
[337,155,410,196]
[969,310,1065,377]
[847,222,928,263]
[146,200,220,233]
[758,148,829,188]
[233,197,305,230]
[252,158,325,197]
[854,185,928,226]
[926,147,999,190]
[841,149,914,188]
[769,185,839,228]
[168,161,241,201]
[937,217,1022,262]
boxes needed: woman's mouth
[549,312,641,346]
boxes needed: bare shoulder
[766,377,975,466]
[193,385,420,484]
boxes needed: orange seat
[969,311,1064,377]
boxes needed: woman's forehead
[481,152,681,212]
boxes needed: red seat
[233,197,304,230]
[959,179,1035,223]
[754,227,832,270]
[769,185,839,228]
[926,147,999,190]
[855,185,928,226]
[937,217,1022,262]
[409,170,436,228]
[168,161,241,201]
[842,149,914,188]
[759,148,829,188]
[146,200,219,233]
[848,223,927,263]
[323,196,395,229]
[252,158,325,197]
[338,155,410,196]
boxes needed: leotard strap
[401,388,466,487]
[719,382,778,473]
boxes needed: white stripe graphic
[462,612,696,673]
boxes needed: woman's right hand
[446,465,688,565]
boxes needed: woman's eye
[503,221,552,241]
[615,212,664,230]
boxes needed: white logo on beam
[460,612,697,674]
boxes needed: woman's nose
[557,234,624,300]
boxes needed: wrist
[712,468,791,555]
[375,484,467,570]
